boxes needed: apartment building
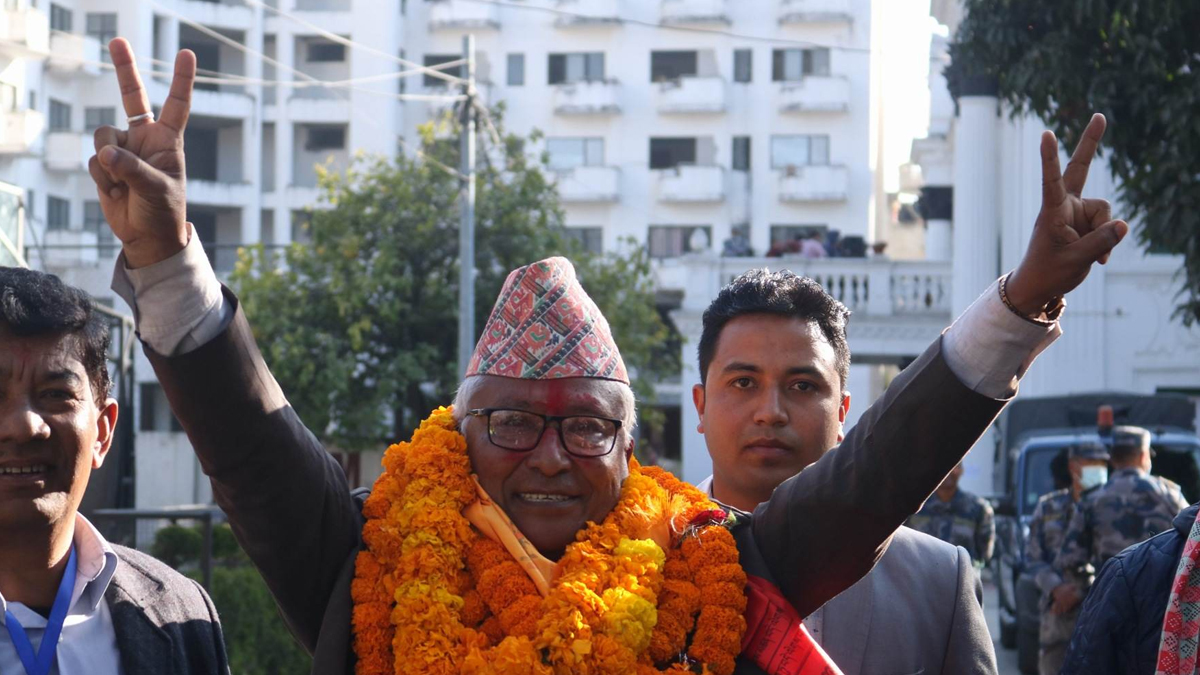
[1,0,883,498]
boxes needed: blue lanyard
[3,545,77,675]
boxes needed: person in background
[907,463,995,566]
[800,231,828,260]
[1023,441,1109,675]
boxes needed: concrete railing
[777,165,849,202]
[657,76,726,113]
[554,0,621,25]
[0,109,44,155]
[429,0,500,30]
[556,166,620,203]
[44,132,90,172]
[657,165,725,203]
[779,0,853,23]
[553,80,620,115]
[0,7,48,56]
[48,32,101,75]
[661,0,729,24]
[778,76,850,113]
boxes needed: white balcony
[555,166,620,203]
[177,0,254,29]
[0,8,48,61]
[0,109,44,155]
[553,81,620,115]
[285,95,351,123]
[44,132,90,172]
[39,229,99,268]
[658,165,725,203]
[779,77,850,113]
[48,33,101,75]
[429,0,500,31]
[660,0,729,24]
[657,77,726,114]
[188,180,254,207]
[778,165,849,202]
[554,0,621,26]
[779,0,853,24]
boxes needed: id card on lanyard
[3,546,77,675]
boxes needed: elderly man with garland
[87,39,1128,675]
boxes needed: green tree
[229,111,679,450]
[949,1,1200,322]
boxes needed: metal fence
[89,507,224,589]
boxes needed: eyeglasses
[466,408,623,458]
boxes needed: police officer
[907,463,995,565]
[1055,426,1189,609]
[1024,441,1109,675]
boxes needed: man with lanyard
[0,267,229,674]
[87,37,1128,674]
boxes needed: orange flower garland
[352,407,747,675]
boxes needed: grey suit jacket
[104,545,230,675]
[819,527,997,675]
[146,290,1007,675]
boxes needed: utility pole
[457,34,477,379]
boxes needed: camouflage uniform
[1055,467,1189,578]
[906,488,995,565]
[1025,488,1080,675]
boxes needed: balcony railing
[660,0,729,24]
[553,80,620,115]
[555,166,620,203]
[554,0,621,26]
[658,165,725,203]
[0,109,44,154]
[657,76,726,114]
[429,0,500,30]
[0,7,48,58]
[44,132,90,172]
[779,0,853,24]
[176,0,254,28]
[187,180,255,206]
[48,32,101,75]
[778,77,850,113]
[778,165,849,202]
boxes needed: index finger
[1062,113,1107,196]
[1040,130,1066,208]
[109,38,152,120]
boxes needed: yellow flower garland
[352,407,746,675]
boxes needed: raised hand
[88,38,196,269]
[1006,113,1129,315]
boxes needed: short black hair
[0,267,111,403]
[697,269,851,389]
[1109,425,1151,463]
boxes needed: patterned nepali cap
[466,257,629,384]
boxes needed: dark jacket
[105,545,230,674]
[1059,502,1199,675]
[147,290,1007,675]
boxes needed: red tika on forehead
[466,257,629,385]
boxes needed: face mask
[1080,466,1108,491]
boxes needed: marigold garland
[352,407,747,675]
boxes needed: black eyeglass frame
[466,407,624,458]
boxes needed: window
[85,106,115,130]
[307,40,346,63]
[86,13,118,64]
[397,49,407,94]
[27,90,35,111]
[507,53,525,86]
[772,48,831,81]
[424,54,462,87]
[651,51,698,81]
[84,201,116,255]
[733,49,752,83]
[546,137,604,170]
[48,99,71,132]
[564,226,603,254]
[183,127,218,181]
[47,196,70,231]
[548,52,604,85]
[140,383,183,433]
[50,3,72,32]
[770,135,831,169]
[306,125,346,151]
[25,189,33,220]
[770,224,825,245]
[649,137,697,170]
[732,136,750,172]
[648,225,711,259]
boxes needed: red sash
[741,576,844,675]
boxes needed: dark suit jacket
[104,545,230,674]
[819,527,997,675]
[147,290,1007,675]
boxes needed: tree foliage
[229,111,679,450]
[949,0,1200,322]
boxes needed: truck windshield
[1151,443,1200,503]
[1021,445,1067,516]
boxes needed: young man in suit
[693,269,998,675]
[0,266,229,674]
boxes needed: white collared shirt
[0,515,124,675]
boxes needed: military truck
[990,393,1200,674]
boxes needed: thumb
[97,145,169,193]
[1073,219,1128,265]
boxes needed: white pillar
[242,5,264,246]
[951,82,1000,315]
[273,27,296,246]
[926,219,952,261]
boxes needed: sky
[878,0,939,194]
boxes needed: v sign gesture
[89,38,196,269]
[1005,113,1130,316]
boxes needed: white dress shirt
[0,515,124,675]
